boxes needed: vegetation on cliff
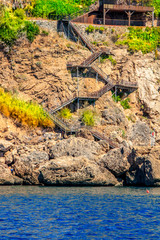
[117,27,160,54]
[59,108,72,119]
[0,6,39,46]
[0,88,54,128]
[152,0,160,16]
[26,0,92,19]
[81,109,96,126]
[24,0,160,19]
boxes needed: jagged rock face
[128,121,150,146]
[100,147,132,177]
[1,136,160,186]
[76,129,94,141]
[49,137,104,160]
[13,151,49,184]
[135,59,160,114]
[39,156,119,186]
[0,140,13,153]
[0,34,90,109]
[125,147,160,186]
[0,163,23,185]
[102,107,125,125]
[0,137,121,186]
[112,50,160,114]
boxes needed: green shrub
[0,8,40,46]
[108,55,117,66]
[127,113,136,123]
[95,27,99,31]
[122,129,125,138]
[24,21,40,42]
[103,41,108,46]
[30,0,91,19]
[66,43,71,48]
[100,54,108,63]
[116,27,160,54]
[81,109,95,126]
[99,27,104,33]
[14,8,25,19]
[59,108,72,119]
[91,41,98,46]
[120,98,130,109]
[41,30,49,36]
[85,25,95,33]
[112,94,121,102]
[111,28,115,33]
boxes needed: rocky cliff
[0,24,160,186]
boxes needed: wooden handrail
[69,22,95,52]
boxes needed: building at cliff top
[72,0,154,26]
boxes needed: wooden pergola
[103,0,154,26]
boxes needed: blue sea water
[0,186,160,240]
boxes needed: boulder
[126,146,160,186]
[100,147,132,176]
[49,137,104,160]
[13,151,49,184]
[128,121,150,146]
[0,163,23,185]
[39,156,119,186]
[76,129,94,141]
[102,107,125,125]
[0,140,13,152]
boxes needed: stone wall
[32,20,58,32]
[74,23,129,44]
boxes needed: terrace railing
[74,17,146,26]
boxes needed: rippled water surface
[0,186,160,239]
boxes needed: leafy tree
[0,6,40,46]
[152,0,160,17]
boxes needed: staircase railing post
[115,86,117,102]
[68,21,70,39]
[96,72,98,83]
[77,66,79,110]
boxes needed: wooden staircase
[69,22,95,52]
[80,49,110,67]
[47,19,138,149]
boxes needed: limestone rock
[39,156,119,186]
[13,151,49,184]
[0,140,13,152]
[49,137,104,160]
[102,107,125,125]
[128,121,150,146]
[98,140,110,152]
[126,146,160,186]
[100,147,132,176]
[0,163,23,185]
[76,129,94,141]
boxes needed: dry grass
[0,88,54,128]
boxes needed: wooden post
[103,7,105,25]
[68,22,69,39]
[125,11,134,26]
[96,72,98,83]
[115,86,117,102]
[77,67,79,110]
[152,11,154,27]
